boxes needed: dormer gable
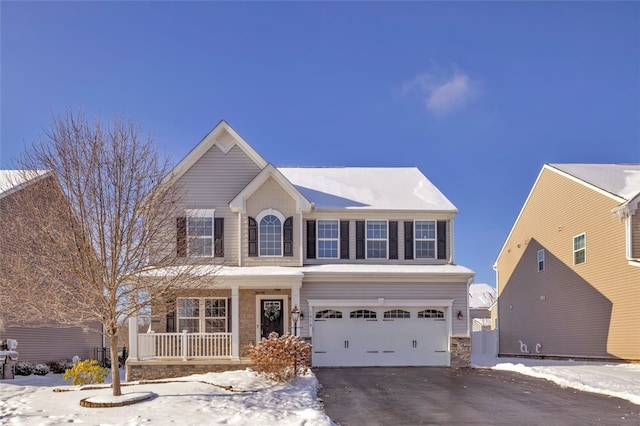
[229,164,313,214]
[161,120,268,185]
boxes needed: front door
[261,299,284,339]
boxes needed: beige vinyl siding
[2,323,102,363]
[300,281,468,337]
[177,144,262,265]
[496,167,640,360]
[632,213,640,259]
[243,176,300,266]
[303,211,452,265]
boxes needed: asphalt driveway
[315,367,639,425]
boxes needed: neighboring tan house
[494,163,640,360]
[468,283,496,331]
[0,170,103,363]
[126,120,475,380]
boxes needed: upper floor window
[415,221,436,259]
[537,249,545,272]
[249,211,293,257]
[177,297,227,333]
[317,220,339,259]
[186,209,215,257]
[367,220,388,259]
[573,233,586,265]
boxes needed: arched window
[258,210,284,256]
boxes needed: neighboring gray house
[126,121,475,379]
[468,283,496,331]
[0,170,103,363]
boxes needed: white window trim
[366,219,389,259]
[177,297,228,333]
[185,209,215,258]
[573,233,586,265]
[257,209,285,257]
[537,249,545,272]
[317,219,340,259]
[414,220,437,259]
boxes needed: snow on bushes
[33,363,50,376]
[249,332,311,382]
[15,361,34,376]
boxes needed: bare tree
[1,110,209,396]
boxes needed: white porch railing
[138,331,232,360]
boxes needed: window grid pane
[260,215,282,256]
[573,234,586,265]
[366,221,387,258]
[187,216,213,257]
[415,221,436,259]
[317,220,339,259]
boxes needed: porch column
[291,283,301,335]
[231,285,240,360]
[128,316,138,361]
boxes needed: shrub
[47,360,74,374]
[249,332,311,382]
[63,359,108,385]
[33,363,50,376]
[15,361,34,376]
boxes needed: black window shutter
[340,220,350,259]
[306,220,316,259]
[283,216,293,256]
[355,220,365,259]
[214,217,224,256]
[248,217,258,256]
[389,221,398,259]
[437,221,447,260]
[166,299,176,333]
[176,217,187,257]
[404,221,414,260]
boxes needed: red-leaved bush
[249,332,311,382]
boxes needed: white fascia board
[161,120,268,186]
[0,170,53,200]
[301,272,474,283]
[229,164,313,213]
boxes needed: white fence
[471,330,498,356]
[137,331,232,360]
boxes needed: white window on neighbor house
[573,233,586,265]
[186,209,215,257]
[366,220,388,259]
[415,220,436,259]
[258,210,284,256]
[317,219,339,259]
[537,249,545,272]
[177,298,228,333]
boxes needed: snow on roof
[468,283,496,308]
[277,167,457,212]
[0,170,50,199]
[549,164,640,201]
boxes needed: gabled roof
[161,120,268,185]
[468,283,496,309]
[229,164,313,214]
[548,163,640,201]
[0,170,51,200]
[278,167,457,212]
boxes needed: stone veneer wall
[126,360,253,381]
[450,337,471,368]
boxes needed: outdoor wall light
[457,310,464,320]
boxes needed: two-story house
[495,163,640,361]
[126,121,475,380]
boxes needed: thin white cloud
[402,65,477,115]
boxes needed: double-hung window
[366,220,387,258]
[573,233,586,265]
[537,249,545,271]
[258,210,283,256]
[186,209,214,257]
[415,220,436,258]
[177,298,227,333]
[317,220,339,259]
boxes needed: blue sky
[2,2,639,286]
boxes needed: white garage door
[312,306,449,367]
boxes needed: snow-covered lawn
[0,369,333,425]
[472,354,640,405]
[2,357,640,424]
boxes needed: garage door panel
[312,306,450,367]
